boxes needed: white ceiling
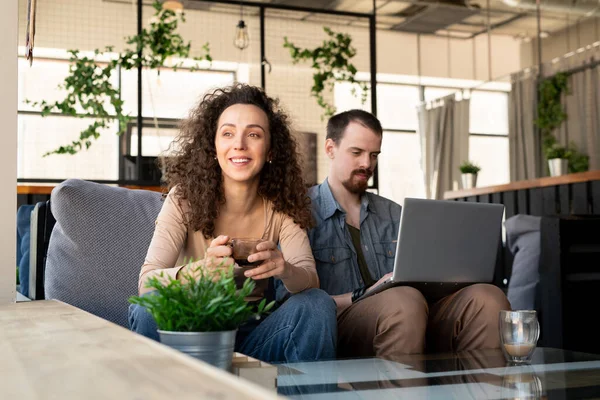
[108,0,600,40]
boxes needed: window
[378,131,426,205]
[469,136,509,187]
[17,52,236,181]
[469,90,509,186]
[378,84,420,131]
[18,114,119,180]
[470,91,508,135]
[121,68,235,119]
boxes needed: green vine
[535,72,589,173]
[284,27,368,119]
[26,0,211,156]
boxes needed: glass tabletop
[273,347,600,399]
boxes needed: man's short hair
[326,109,383,143]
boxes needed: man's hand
[243,240,290,280]
[366,272,393,294]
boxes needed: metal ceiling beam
[188,0,372,18]
[468,12,527,38]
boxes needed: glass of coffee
[229,238,265,268]
[499,310,540,364]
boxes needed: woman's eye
[223,131,233,137]
[249,132,260,138]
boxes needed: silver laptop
[356,197,504,302]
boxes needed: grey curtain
[555,62,600,171]
[508,70,540,181]
[418,96,470,200]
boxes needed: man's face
[326,121,382,194]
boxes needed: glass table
[272,348,600,399]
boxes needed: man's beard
[341,168,372,194]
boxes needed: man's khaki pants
[337,283,511,358]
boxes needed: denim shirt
[307,179,402,295]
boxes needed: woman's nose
[234,135,246,150]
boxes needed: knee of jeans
[128,292,158,328]
[289,288,337,319]
[463,284,511,314]
[128,303,152,326]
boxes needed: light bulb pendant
[234,20,250,50]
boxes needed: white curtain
[508,70,541,181]
[418,96,470,200]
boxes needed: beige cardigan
[138,188,318,298]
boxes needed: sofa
[44,179,163,327]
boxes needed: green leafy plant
[544,142,571,160]
[26,0,211,156]
[459,160,481,174]
[129,262,274,332]
[283,27,368,119]
[535,72,589,173]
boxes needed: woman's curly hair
[161,84,312,238]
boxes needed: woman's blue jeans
[128,288,337,363]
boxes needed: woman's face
[215,103,271,187]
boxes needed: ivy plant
[284,27,368,119]
[26,0,211,156]
[534,72,589,173]
[129,262,275,332]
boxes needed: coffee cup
[229,238,265,268]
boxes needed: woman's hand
[205,235,235,271]
[243,240,290,280]
[180,235,234,281]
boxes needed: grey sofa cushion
[45,179,163,327]
[505,214,542,311]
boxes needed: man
[308,109,510,358]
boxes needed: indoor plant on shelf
[545,143,571,177]
[459,160,481,189]
[129,261,274,371]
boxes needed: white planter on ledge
[548,158,568,177]
[461,173,478,189]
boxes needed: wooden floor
[0,300,281,399]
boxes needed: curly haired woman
[128,84,337,363]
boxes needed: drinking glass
[499,310,540,364]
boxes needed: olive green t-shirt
[346,223,376,287]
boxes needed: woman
[128,84,337,363]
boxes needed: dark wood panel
[479,194,491,204]
[491,192,502,205]
[504,191,517,219]
[538,217,563,348]
[591,180,600,214]
[558,184,571,215]
[572,182,590,214]
[542,186,558,216]
[529,188,544,216]
[517,190,529,215]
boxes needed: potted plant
[129,261,274,371]
[545,143,571,177]
[283,27,368,119]
[459,160,481,189]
